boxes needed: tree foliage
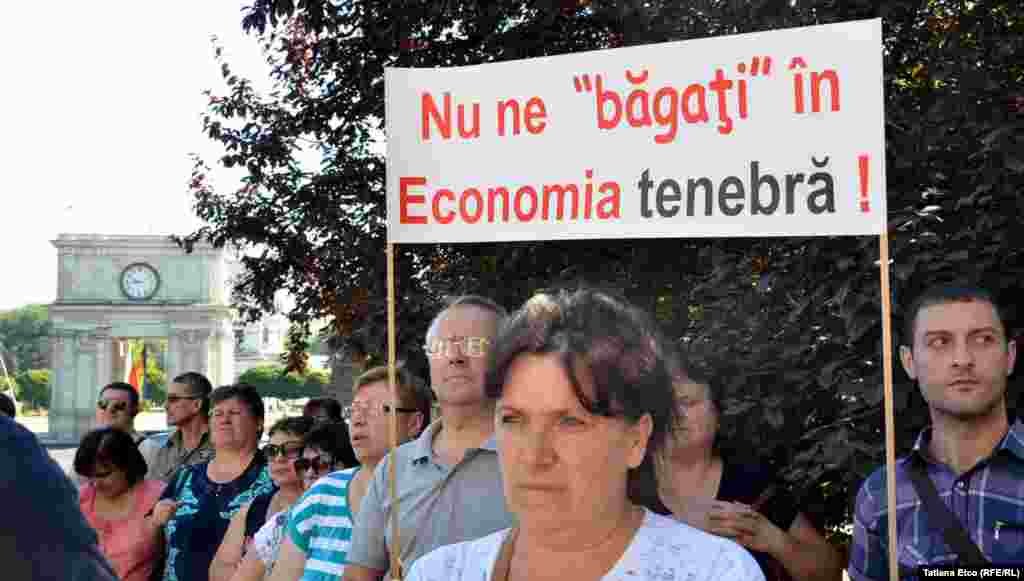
[238,364,330,399]
[0,304,51,372]
[14,369,51,411]
[180,0,1024,536]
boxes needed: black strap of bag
[907,459,990,566]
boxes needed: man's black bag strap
[907,458,990,566]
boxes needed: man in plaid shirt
[849,285,1024,580]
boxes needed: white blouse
[405,510,766,581]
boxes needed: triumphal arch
[47,234,235,442]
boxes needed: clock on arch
[120,262,161,300]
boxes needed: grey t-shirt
[0,416,118,581]
[346,420,515,573]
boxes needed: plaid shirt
[849,419,1024,580]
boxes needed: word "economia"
[398,172,621,225]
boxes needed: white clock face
[122,264,159,300]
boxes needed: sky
[0,1,275,310]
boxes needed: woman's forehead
[215,398,248,411]
[673,380,708,399]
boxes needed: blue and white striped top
[288,467,359,581]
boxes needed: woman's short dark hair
[73,427,148,486]
[485,289,678,504]
[268,416,316,439]
[304,421,359,469]
[100,382,139,410]
[209,383,265,420]
[303,398,343,422]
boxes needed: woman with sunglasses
[210,416,317,581]
[293,421,359,490]
[74,427,167,581]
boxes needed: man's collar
[911,418,1024,464]
[409,419,498,464]
[164,426,211,449]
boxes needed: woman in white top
[406,289,765,581]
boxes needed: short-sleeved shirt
[0,416,118,581]
[159,453,276,581]
[849,419,1024,581]
[79,479,167,581]
[405,509,766,581]
[286,467,359,581]
[253,509,290,578]
[346,421,516,572]
[140,429,215,483]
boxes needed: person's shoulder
[637,512,764,580]
[854,457,911,510]
[142,478,167,496]
[639,511,747,554]
[408,528,509,581]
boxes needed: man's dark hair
[485,288,677,509]
[0,393,14,418]
[304,421,359,469]
[99,382,139,411]
[426,294,508,341]
[172,371,214,416]
[903,285,1008,346]
[303,397,343,422]
[73,427,148,486]
[354,365,432,437]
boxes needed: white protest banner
[386,18,884,244]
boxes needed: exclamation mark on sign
[858,155,870,213]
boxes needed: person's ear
[899,344,916,379]
[626,414,654,469]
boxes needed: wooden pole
[879,232,899,581]
[386,241,402,580]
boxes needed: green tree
[15,369,51,411]
[0,305,51,372]
[180,0,1024,538]
[238,364,330,400]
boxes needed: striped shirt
[849,419,1024,581]
[288,467,359,581]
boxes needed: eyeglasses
[90,470,115,480]
[166,394,202,404]
[342,402,419,420]
[264,442,305,460]
[209,409,245,420]
[97,400,129,413]
[422,336,492,359]
[294,456,335,474]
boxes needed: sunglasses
[97,400,129,413]
[264,442,305,460]
[294,456,335,474]
[166,394,202,404]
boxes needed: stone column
[48,333,72,441]
[74,332,100,439]
[166,330,184,383]
[210,320,235,387]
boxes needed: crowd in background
[2,283,1019,580]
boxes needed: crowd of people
[0,283,1019,580]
